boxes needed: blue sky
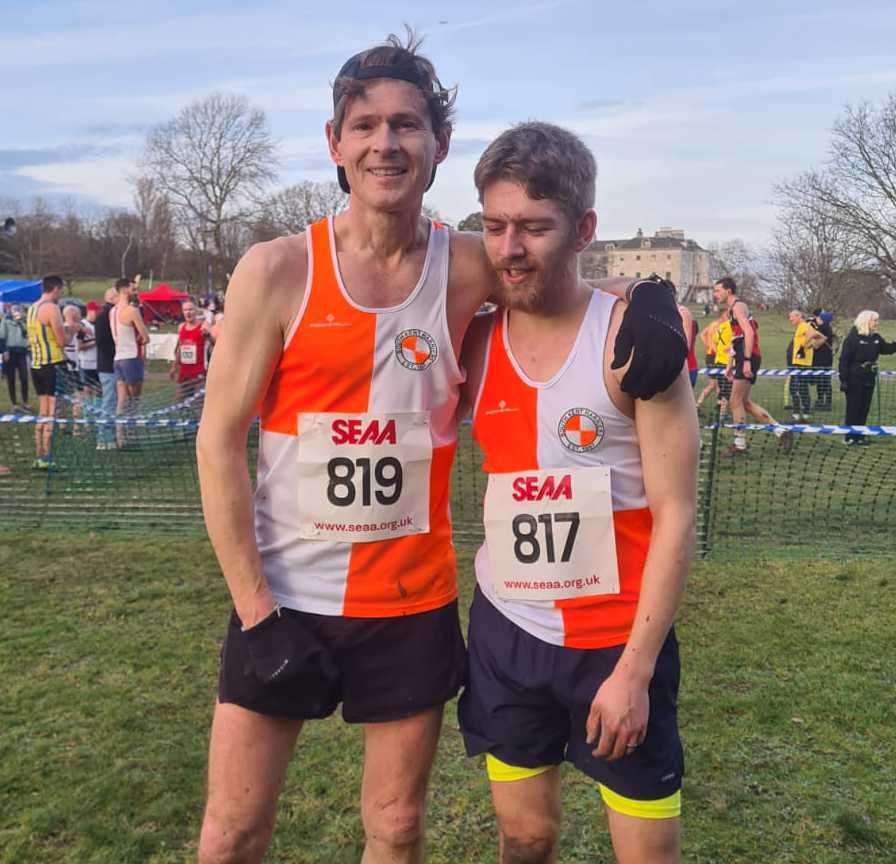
[2,0,895,247]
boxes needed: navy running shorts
[458,587,683,802]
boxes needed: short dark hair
[715,276,737,294]
[114,278,132,290]
[474,122,596,219]
[331,30,456,139]
[42,274,64,294]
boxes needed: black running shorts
[732,344,760,384]
[30,362,64,397]
[219,600,467,724]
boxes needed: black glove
[243,606,338,688]
[612,275,688,400]
[839,383,848,393]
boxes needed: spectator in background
[78,301,100,402]
[839,310,896,446]
[26,275,67,469]
[62,304,85,429]
[170,299,207,400]
[677,298,699,387]
[787,310,823,422]
[810,309,835,411]
[94,287,118,450]
[0,304,32,411]
[111,278,149,447]
[696,307,731,416]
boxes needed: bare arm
[124,306,150,344]
[457,310,495,422]
[43,305,66,349]
[589,275,636,300]
[679,305,695,352]
[197,238,304,627]
[732,301,754,357]
[587,352,697,759]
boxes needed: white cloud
[16,158,135,208]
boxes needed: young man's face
[328,79,449,212]
[712,283,730,305]
[480,179,593,313]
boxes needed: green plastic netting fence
[1,370,893,560]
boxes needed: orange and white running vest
[255,217,463,618]
[472,290,652,649]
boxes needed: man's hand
[612,276,688,399]
[585,669,649,761]
[243,605,338,688]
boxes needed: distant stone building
[582,227,719,302]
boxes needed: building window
[619,271,625,276]
[667,254,672,260]
[666,271,672,279]
[636,255,641,260]
[635,272,641,278]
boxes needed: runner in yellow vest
[25,275,67,469]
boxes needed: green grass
[1,533,894,863]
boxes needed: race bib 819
[296,411,432,542]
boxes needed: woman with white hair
[838,310,896,445]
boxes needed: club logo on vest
[558,408,605,453]
[395,329,438,371]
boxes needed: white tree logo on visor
[395,329,438,371]
[558,408,605,453]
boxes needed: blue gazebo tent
[0,280,42,304]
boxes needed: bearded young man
[457,123,697,864]
[196,35,688,864]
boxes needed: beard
[490,252,573,313]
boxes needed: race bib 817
[484,465,620,602]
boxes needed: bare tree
[802,95,896,297]
[258,181,347,237]
[769,172,864,311]
[132,176,177,280]
[141,93,279,285]
[706,239,767,304]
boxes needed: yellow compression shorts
[485,754,681,819]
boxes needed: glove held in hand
[243,606,338,687]
[612,275,688,400]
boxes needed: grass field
[1,285,894,861]
[1,532,893,863]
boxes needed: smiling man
[196,34,688,864]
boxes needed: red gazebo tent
[139,283,191,323]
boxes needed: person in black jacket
[810,309,835,410]
[838,310,896,445]
[93,287,119,449]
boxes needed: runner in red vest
[170,299,207,400]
